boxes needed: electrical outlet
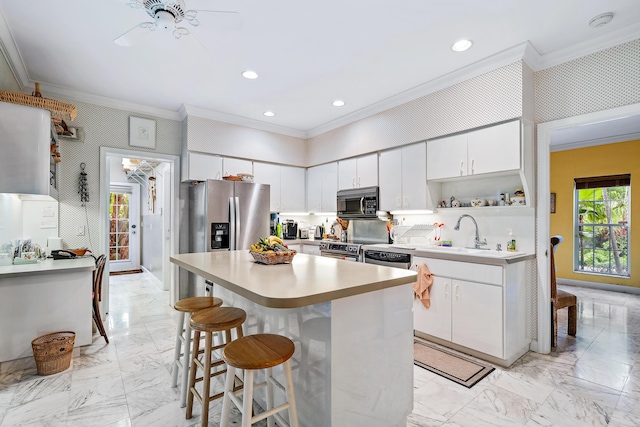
[76,226,85,236]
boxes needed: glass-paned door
[109,184,140,272]
[110,191,130,261]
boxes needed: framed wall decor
[129,116,156,149]
[550,192,556,214]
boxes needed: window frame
[573,175,630,278]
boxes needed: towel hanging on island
[413,263,434,309]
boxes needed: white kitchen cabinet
[253,162,281,211]
[427,120,520,181]
[307,162,338,212]
[338,153,378,190]
[412,255,527,365]
[379,143,428,211]
[254,163,306,213]
[222,157,253,177]
[182,152,223,182]
[413,274,451,342]
[452,279,503,358]
[280,166,305,212]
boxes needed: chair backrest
[550,237,561,301]
[94,254,106,302]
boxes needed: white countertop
[362,244,535,265]
[171,250,417,308]
[0,257,96,278]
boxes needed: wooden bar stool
[171,296,223,408]
[220,334,299,427]
[186,307,246,427]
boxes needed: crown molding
[307,42,533,138]
[534,22,640,71]
[550,131,640,152]
[180,104,308,139]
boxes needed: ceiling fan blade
[173,27,213,57]
[124,0,144,9]
[184,10,243,30]
[114,22,157,46]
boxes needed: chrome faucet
[453,214,488,249]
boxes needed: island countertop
[171,251,417,308]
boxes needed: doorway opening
[100,147,180,315]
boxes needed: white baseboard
[142,266,164,289]
[557,278,640,295]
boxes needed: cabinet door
[357,153,378,188]
[253,162,281,212]
[185,152,223,181]
[280,166,306,212]
[467,120,520,176]
[413,275,452,341]
[222,158,253,177]
[338,158,357,190]
[306,166,323,212]
[426,134,467,180]
[378,148,402,211]
[452,280,503,358]
[320,162,338,212]
[401,143,427,209]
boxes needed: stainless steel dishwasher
[362,250,411,269]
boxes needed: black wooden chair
[93,254,109,343]
[550,236,577,347]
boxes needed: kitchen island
[0,257,96,364]
[170,251,417,427]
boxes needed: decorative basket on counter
[250,250,297,265]
[31,331,75,375]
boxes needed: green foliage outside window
[575,186,630,277]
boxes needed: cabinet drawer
[416,257,502,285]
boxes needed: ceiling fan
[114,0,242,46]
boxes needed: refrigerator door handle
[233,196,240,250]
[229,196,236,250]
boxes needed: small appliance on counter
[299,228,309,239]
[282,220,298,240]
[314,224,325,239]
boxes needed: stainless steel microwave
[336,186,379,219]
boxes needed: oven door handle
[360,197,365,214]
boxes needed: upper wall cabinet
[182,152,223,182]
[379,143,433,211]
[254,162,305,212]
[427,120,521,181]
[222,158,253,177]
[307,162,338,213]
[338,153,378,190]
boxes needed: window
[574,174,630,277]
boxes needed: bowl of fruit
[249,236,297,265]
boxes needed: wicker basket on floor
[31,331,75,375]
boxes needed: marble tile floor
[0,271,638,427]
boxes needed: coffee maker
[282,220,298,240]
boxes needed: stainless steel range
[319,241,362,261]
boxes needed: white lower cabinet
[413,256,528,365]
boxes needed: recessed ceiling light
[263,111,275,117]
[589,12,614,28]
[451,39,473,52]
[242,70,259,79]
[332,100,345,107]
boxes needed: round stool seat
[190,307,246,333]
[174,296,222,313]
[223,334,295,370]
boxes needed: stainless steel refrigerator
[188,179,270,295]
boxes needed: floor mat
[414,340,494,388]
